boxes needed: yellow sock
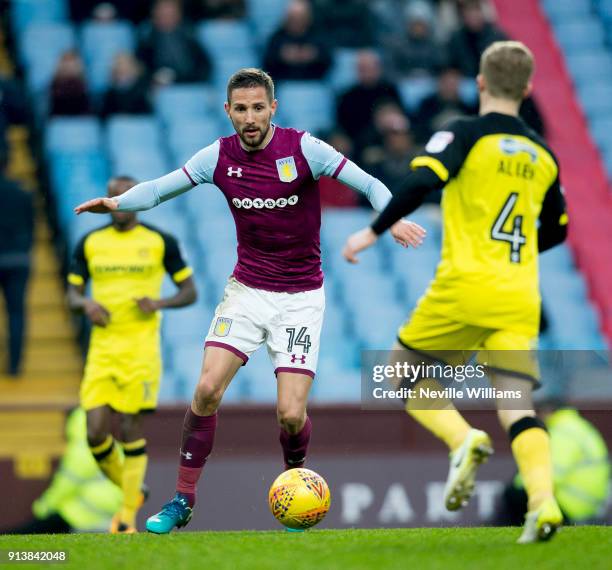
[90,435,124,487]
[120,439,148,527]
[406,379,471,451]
[510,419,554,511]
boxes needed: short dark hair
[226,68,275,103]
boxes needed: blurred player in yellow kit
[67,176,197,532]
[343,42,568,543]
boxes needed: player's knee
[277,406,306,434]
[497,408,535,431]
[194,376,224,411]
[86,421,108,447]
[119,414,143,441]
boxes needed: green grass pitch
[1,527,610,570]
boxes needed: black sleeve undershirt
[538,177,567,252]
[371,167,445,235]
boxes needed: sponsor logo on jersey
[227,167,243,177]
[180,449,192,460]
[232,195,299,209]
[499,138,538,163]
[276,156,298,182]
[214,317,233,337]
[425,131,454,153]
[291,354,307,364]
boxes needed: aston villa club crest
[276,156,298,183]
[214,317,232,337]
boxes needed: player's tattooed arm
[67,284,110,327]
[135,276,197,313]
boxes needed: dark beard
[236,121,271,148]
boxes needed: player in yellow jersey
[67,176,197,533]
[343,41,568,543]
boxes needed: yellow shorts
[397,296,539,383]
[80,348,162,414]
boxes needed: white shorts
[204,277,325,378]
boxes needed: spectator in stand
[446,0,506,78]
[369,119,418,194]
[69,0,150,23]
[412,65,477,143]
[0,150,33,377]
[385,0,444,80]
[185,0,246,20]
[100,53,152,118]
[137,0,212,85]
[336,50,403,140]
[263,0,332,81]
[356,101,409,165]
[311,0,374,48]
[49,51,91,116]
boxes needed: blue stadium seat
[105,115,162,151]
[11,0,68,35]
[197,21,253,58]
[554,19,606,52]
[168,118,224,158]
[275,82,334,134]
[247,0,290,45]
[565,52,612,85]
[311,368,360,402]
[398,77,437,113]
[110,149,170,180]
[543,0,592,23]
[330,49,359,92]
[588,116,612,152]
[576,83,612,119]
[21,22,75,91]
[155,84,216,124]
[81,21,135,92]
[45,117,102,154]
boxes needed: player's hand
[135,297,161,314]
[342,227,378,264]
[390,220,426,248]
[83,300,110,327]
[74,197,119,215]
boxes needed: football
[268,468,331,530]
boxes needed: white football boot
[444,428,493,511]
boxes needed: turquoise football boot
[146,493,193,534]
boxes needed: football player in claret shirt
[343,41,568,544]
[68,176,197,533]
[75,68,426,533]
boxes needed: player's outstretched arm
[74,169,194,215]
[342,167,443,263]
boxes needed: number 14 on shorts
[286,327,311,354]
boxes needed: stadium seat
[81,21,135,92]
[542,0,593,23]
[247,0,290,45]
[275,82,334,134]
[554,20,606,52]
[398,77,437,113]
[11,0,68,35]
[155,84,216,125]
[21,22,76,91]
[45,117,102,154]
[197,21,253,58]
[105,115,162,151]
[576,84,612,119]
[330,49,359,92]
[565,52,612,86]
[168,118,224,156]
